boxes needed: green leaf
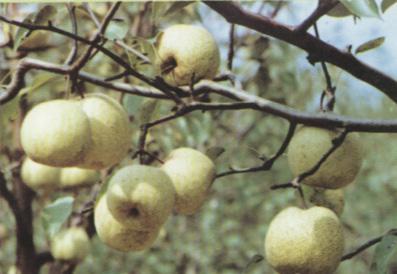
[163,1,195,17]
[123,93,144,116]
[206,147,225,161]
[340,0,381,18]
[13,17,33,50]
[0,94,19,124]
[137,98,159,125]
[34,5,57,25]
[20,73,61,95]
[42,196,74,237]
[355,37,385,54]
[370,230,397,274]
[242,254,264,273]
[151,2,172,24]
[135,37,157,65]
[105,18,129,40]
[381,0,397,12]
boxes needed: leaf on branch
[206,147,225,161]
[135,37,157,65]
[381,0,397,12]
[34,5,57,25]
[370,230,397,274]
[340,0,381,18]
[355,37,385,54]
[0,92,21,125]
[242,254,264,273]
[138,98,159,125]
[42,196,74,237]
[13,17,33,51]
[163,1,196,17]
[151,2,172,24]
[105,18,129,40]
[20,73,61,95]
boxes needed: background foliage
[0,1,397,274]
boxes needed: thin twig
[295,0,339,32]
[64,4,78,65]
[314,23,335,111]
[271,129,349,190]
[216,122,296,178]
[341,229,397,261]
[227,24,235,71]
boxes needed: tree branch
[270,129,348,190]
[295,0,339,32]
[204,1,397,104]
[341,229,397,261]
[216,122,296,178]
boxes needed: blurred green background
[0,1,397,273]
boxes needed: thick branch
[204,1,397,104]
[0,171,19,215]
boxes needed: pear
[265,206,344,274]
[78,93,131,170]
[161,147,216,215]
[20,100,91,167]
[287,126,363,189]
[51,227,90,262]
[106,165,175,231]
[7,266,20,274]
[20,157,61,191]
[94,194,160,252]
[155,24,220,86]
[309,188,345,216]
[59,167,100,188]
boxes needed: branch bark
[204,1,397,104]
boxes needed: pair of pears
[94,148,216,252]
[21,93,131,170]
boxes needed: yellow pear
[265,206,344,274]
[20,157,61,191]
[155,24,220,86]
[20,100,91,167]
[59,167,100,188]
[287,126,363,189]
[161,147,216,215]
[7,266,20,274]
[78,93,131,170]
[309,188,345,216]
[94,194,160,252]
[106,165,175,231]
[51,227,90,262]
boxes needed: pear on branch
[155,24,220,86]
[265,206,344,274]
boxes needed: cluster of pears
[21,93,131,170]
[21,157,99,191]
[264,126,363,274]
[94,147,216,252]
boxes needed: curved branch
[204,1,397,104]
[0,58,170,104]
[3,59,397,133]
